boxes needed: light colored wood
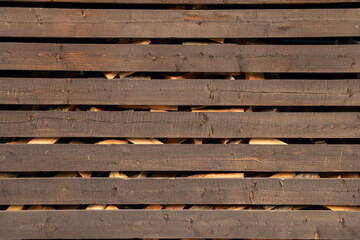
[86,205,106,210]
[96,139,128,144]
[270,172,296,178]
[119,39,151,45]
[209,38,225,44]
[144,205,163,210]
[88,107,104,112]
[246,106,253,112]
[118,105,177,111]
[220,139,230,144]
[128,138,163,144]
[130,172,149,178]
[164,72,202,80]
[325,206,360,211]
[193,138,203,144]
[264,206,276,210]
[50,105,76,112]
[109,171,128,178]
[192,108,244,112]
[150,109,168,112]
[6,205,24,211]
[27,138,59,144]
[150,106,178,111]
[190,205,214,210]
[295,173,320,178]
[5,139,29,144]
[105,205,119,210]
[245,72,265,80]
[79,172,92,178]
[118,72,136,78]
[164,205,186,210]
[249,139,287,145]
[214,206,246,210]
[188,173,244,178]
[104,72,119,79]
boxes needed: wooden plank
[3,78,360,106]
[1,43,359,73]
[4,0,360,4]
[0,111,359,138]
[2,144,357,172]
[1,178,359,205]
[1,8,359,38]
[0,210,359,239]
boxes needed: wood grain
[0,210,359,239]
[0,144,359,172]
[0,111,359,138]
[1,8,359,38]
[1,78,360,106]
[1,178,359,205]
[1,43,359,72]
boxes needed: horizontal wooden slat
[1,78,360,106]
[4,0,360,4]
[1,144,359,172]
[1,43,359,73]
[1,178,359,205]
[0,111,359,138]
[0,210,359,239]
[2,8,359,38]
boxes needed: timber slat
[0,144,359,172]
[1,178,360,205]
[1,78,360,106]
[1,43,359,73]
[0,210,359,239]
[1,8,359,38]
[0,111,359,138]
[4,0,360,4]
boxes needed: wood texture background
[1,210,359,239]
[1,8,359,38]
[1,178,359,205]
[1,78,359,106]
[1,111,360,138]
[1,144,359,172]
[1,43,359,72]
[1,1,360,239]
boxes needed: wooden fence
[0,0,360,239]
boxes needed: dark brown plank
[1,43,359,73]
[1,78,360,106]
[2,8,359,38]
[4,0,360,4]
[1,144,359,172]
[1,210,359,239]
[1,178,359,205]
[0,111,359,138]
